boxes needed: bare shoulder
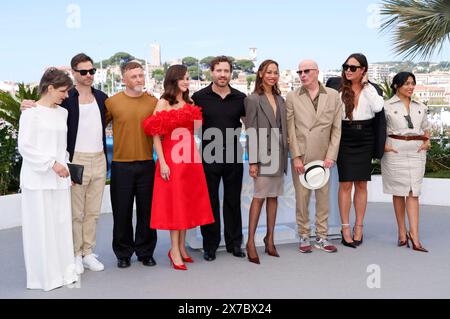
[154,98,170,112]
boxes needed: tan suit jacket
[286,84,342,164]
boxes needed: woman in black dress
[337,53,384,247]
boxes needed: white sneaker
[83,254,105,271]
[75,255,84,275]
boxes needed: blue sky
[1,0,450,82]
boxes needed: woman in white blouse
[18,68,78,291]
[337,53,384,248]
[381,72,430,252]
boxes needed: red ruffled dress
[142,104,214,230]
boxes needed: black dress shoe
[226,247,246,258]
[203,250,216,261]
[138,256,156,266]
[117,257,131,268]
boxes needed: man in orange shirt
[105,62,158,268]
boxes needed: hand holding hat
[299,160,331,190]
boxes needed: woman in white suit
[381,72,430,252]
[18,68,78,291]
[244,60,288,264]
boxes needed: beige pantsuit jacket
[286,84,342,238]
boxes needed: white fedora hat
[299,160,330,190]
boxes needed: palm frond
[15,83,39,101]
[0,91,21,129]
[380,0,450,59]
[378,78,395,100]
[0,84,39,130]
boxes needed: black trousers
[110,160,157,259]
[201,162,243,252]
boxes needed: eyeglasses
[404,115,414,129]
[73,68,96,76]
[296,69,317,75]
[342,64,363,72]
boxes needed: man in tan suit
[286,60,342,253]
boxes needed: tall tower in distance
[150,43,161,67]
[249,48,257,62]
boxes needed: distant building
[167,58,182,66]
[415,72,450,86]
[368,64,389,83]
[150,43,161,67]
[0,81,18,94]
[249,48,257,62]
[414,85,446,104]
[94,68,108,86]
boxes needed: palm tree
[380,0,450,59]
[378,78,395,100]
[0,83,39,130]
[0,83,39,194]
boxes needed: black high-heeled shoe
[407,232,428,253]
[353,224,364,246]
[341,224,357,248]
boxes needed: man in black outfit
[192,56,247,261]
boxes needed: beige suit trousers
[291,161,330,239]
[71,152,106,257]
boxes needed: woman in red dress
[143,65,214,270]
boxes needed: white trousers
[21,188,78,291]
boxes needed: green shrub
[0,121,20,195]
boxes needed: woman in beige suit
[381,72,431,252]
[244,59,288,264]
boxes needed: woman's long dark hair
[340,53,368,121]
[161,64,192,105]
[391,72,416,95]
[254,59,281,95]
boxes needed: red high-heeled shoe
[182,256,194,263]
[168,251,188,270]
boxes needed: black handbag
[67,163,84,185]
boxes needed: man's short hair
[71,53,94,70]
[121,61,143,75]
[210,56,233,72]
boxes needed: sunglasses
[342,64,363,72]
[73,68,96,76]
[404,115,414,129]
[296,69,317,75]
